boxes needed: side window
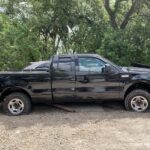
[78,57,106,73]
[53,57,74,73]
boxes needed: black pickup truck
[0,54,150,115]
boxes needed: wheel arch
[124,82,150,99]
[0,87,32,103]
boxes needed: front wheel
[3,92,32,116]
[124,90,150,112]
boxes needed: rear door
[52,55,76,102]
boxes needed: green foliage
[0,0,149,70]
[0,13,42,70]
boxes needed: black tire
[3,92,32,116]
[124,89,150,112]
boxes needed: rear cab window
[52,56,75,74]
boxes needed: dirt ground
[0,102,150,150]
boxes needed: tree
[103,0,146,29]
[0,0,150,70]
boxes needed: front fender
[123,78,150,98]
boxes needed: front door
[52,56,76,103]
[75,56,121,101]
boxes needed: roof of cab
[54,53,99,58]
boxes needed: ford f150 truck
[0,54,150,115]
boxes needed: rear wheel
[3,92,32,116]
[124,90,150,112]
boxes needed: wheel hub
[131,96,148,112]
[8,98,24,115]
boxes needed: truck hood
[122,67,150,74]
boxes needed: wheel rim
[8,98,24,115]
[131,96,148,112]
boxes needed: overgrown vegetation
[0,0,149,70]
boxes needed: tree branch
[120,0,138,29]
[104,0,118,29]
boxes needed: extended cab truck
[0,54,150,115]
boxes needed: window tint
[58,62,72,72]
[53,57,73,72]
[78,57,105,73]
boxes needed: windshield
[99,55,121,69]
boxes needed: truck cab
[52,54,122,103]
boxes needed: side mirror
[104,64,112,73]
